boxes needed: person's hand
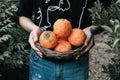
[75,27,95,60]
[28,27,43,57]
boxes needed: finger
[28,33,40,51]
[84,32,92,46]
[75,54,81,60]
[81,37,94,54]
[36,51,43,58]
[29,35,43,58]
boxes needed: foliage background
[0,0,29,79]
[89,0,120,79]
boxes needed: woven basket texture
[35,43,85,60]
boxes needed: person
[17,0,111,80]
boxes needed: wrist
[31,25,42,32]
[87,25,98,33]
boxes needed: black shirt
[17,0,110,31]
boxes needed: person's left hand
[75,27,95,60]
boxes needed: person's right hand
[28,27,43,57]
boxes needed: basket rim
[35,43,86,60]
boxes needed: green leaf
[110,19,115,25]
[102,65,108,73]
[0,34,11,43]
[114,24,120,32]
[105,49,113,53]
[112,38,120,48]
[101,25,113,33]
[3,51,11,57]
[96,42,112,50]
[0,56,4,61]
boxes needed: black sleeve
[17,0,34,18]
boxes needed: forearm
[19,16,40,32]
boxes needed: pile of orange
[39,19,86,52]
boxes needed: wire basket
[35,43,85,60]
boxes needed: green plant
[101,19,120,80]
[0,0,30,74]
[89,0,120,79]
[88,0,120,26]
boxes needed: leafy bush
[101,19,120,80]
[89,0,120,79]
[0,0,30,74]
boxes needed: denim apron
[29,49,89,80]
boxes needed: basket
[35,43,86,60]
